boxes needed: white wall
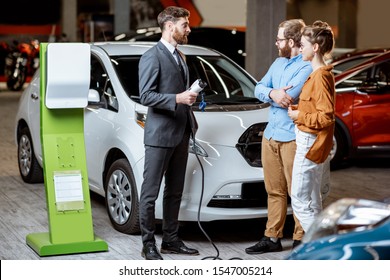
[297,0,338,31]
[193,0,390,49]
[194,0,246,28]
[298,0,390,49]
[357,0,390,48]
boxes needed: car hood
[194,109,268,147]
[135,103,268,147]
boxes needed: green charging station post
[26,43,108,256]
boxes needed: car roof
[332,47,390,64]
[90,41,220,57]
[335,49,390,84]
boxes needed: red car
[331,50,390,168]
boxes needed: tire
[17,127,44,183]
[330,126,346,170]
[104,158,140,234]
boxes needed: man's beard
[173,27,188,45]
[279,44,291,58]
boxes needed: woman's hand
[288,105,299,121]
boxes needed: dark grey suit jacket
[139,41,197,147]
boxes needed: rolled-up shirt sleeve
[285,64,312,102]
[254,63,275,103]
[255,56,312,107]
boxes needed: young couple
[246,19,336,254]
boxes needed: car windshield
[110,54,261,110]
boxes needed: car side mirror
[88,89,100,103]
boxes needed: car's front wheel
[104,158,140,234]
[17,127,44,183]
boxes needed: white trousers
[291,126,330,232]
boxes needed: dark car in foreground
[287,198,390,260]
[330,50,390,168]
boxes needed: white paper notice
[54,172,84,203]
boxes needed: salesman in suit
[138,6,200,260]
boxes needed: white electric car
[15,42,271,234]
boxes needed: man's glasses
[276,38,300,48]
[276,38,288,43]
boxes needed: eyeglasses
[276,38,288,43]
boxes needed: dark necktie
[174,49,186,83]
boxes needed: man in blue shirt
[245,19,312,254]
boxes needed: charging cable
[191,128,243,260]
[189,80,243,260]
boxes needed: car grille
[207,181,267,208]
[235,122,267,167]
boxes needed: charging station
[26,43,108,256]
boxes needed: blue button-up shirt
[255,54,312,142]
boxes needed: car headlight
[303,198,390,243]
[135,112,207,157]
[189,138,208,157]
[136,112,146,128]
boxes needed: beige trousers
[262,137,304,241]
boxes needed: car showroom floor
[1,83,390,260]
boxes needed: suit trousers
[139,131,190,244]
[262,137,304,240]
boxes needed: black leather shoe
[161,240,199,255]
[141,242,163,260]
[245,237,283,254]
[292,240,302,249]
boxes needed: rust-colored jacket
[295,65,336,164]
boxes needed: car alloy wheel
[17,127,43,183]
[105,158,140,234]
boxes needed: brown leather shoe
[161,241,199,255]
[141,242,163,260]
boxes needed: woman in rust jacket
[287,21,335,232]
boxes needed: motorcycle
[4,40,40,91]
